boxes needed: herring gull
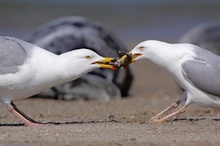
[127,40,220,122]
[0,36,115,126]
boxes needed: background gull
[27,16,134,101]
[0,36,115,126]
[129,40,220,122]
[180,22,220,55]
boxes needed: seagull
[27,16,134,100]
[129,40,220,122]
[0,36,115,126]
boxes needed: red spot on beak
[111,66,116,70]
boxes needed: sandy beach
[1,61,220,146]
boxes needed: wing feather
[182,48,220,96]
[0,36,26,74]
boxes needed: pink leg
[150,102,179,120]
[6,102,43,127]
[151,92,188,121]
[151,107,186,123]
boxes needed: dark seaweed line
[0,119,120,127]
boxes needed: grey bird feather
[182,46,220,97]
[0,36,27,74]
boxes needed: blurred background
[0,0,220,44]
[0,0,220,97]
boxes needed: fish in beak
[92,57,117,70]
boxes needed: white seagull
[129,40,220,122]
[0,36,115,126]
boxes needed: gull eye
[85,55,92,60]
[139,46,145,51]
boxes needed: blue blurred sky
[0,0,220,45]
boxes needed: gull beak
[131,53,142,62]
[92,57,117,70]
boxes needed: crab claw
[116,51,133,68]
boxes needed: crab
[112,51,133,69]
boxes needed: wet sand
[1,60,220,146]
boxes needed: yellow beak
[131,53,142,62]
[92,57,117,70]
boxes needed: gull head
[74,49,116,70]
[60,49,117,77]
[115,40,166,67]
[112,40,172,68]
[130,40,167,61]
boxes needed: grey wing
[182,57,220,96]
[0,36,26,74]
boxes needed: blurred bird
[27,16,134,101]
[180,22,220,55]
